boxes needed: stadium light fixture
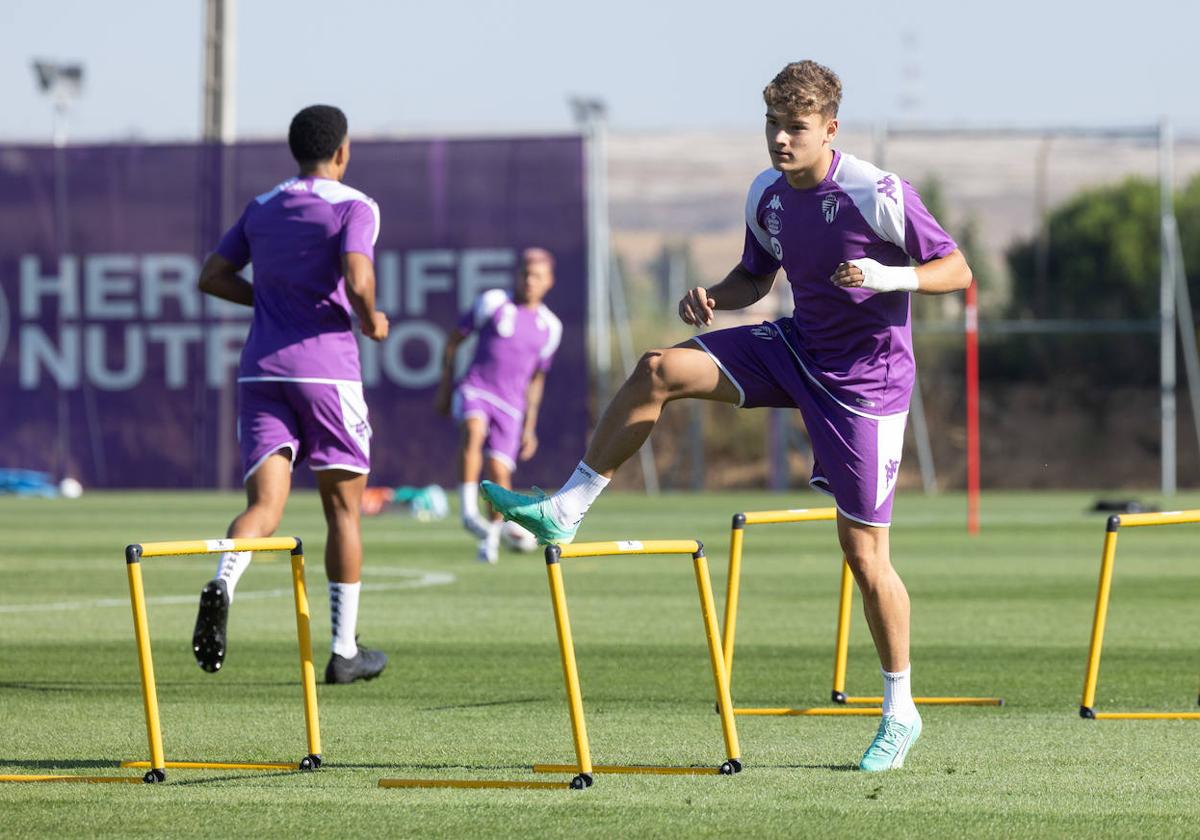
[32,59,84,147]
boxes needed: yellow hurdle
[723,508,1004,715]
[121,537,322,783]
[532,539,742,786]
[0,536,322,786]
[1080,511,1200,721]
[380,539,742,792]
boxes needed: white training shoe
[500,521,539,553]
[476,537,499,565]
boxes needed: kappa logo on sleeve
[876,175,898,203]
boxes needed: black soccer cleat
[325,643,388,685]
[192,579,230,673]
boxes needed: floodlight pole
[571,97,612,411]
[203,0,238,489]
[33,60,86,483]
[1159,118,1176,496]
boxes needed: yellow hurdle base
[1091,712,1200,720]
[735,706,882,716]
[842,696,1006,707]
[379,778,576,790]
[532,763,735,775]
[121,760,303,771]
[0,774,146,784]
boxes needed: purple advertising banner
[0,138,588,488]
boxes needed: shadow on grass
[0,758,116,770]
[419,696,545,712]
[776,763,858,772]
[325,762,530,772]
[0,679,300,693]
[167,770,307,787]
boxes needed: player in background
[435,248,561,564]
[193,105,390,685]
[484,62,972,770]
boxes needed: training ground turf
[1,490,1199,837]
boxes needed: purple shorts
[453,384,522,470]
[691,319,907,526]
[237,379,371,481]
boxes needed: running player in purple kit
[435,248,561,564]
[484,61,972,770]
[192,105,389,685]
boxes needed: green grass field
[2,489,1199,837]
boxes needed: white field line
[0,568,456,615]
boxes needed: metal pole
[573,99,611,413]
[908,372,937,494]
[608,254,659,494]
[204,0,238,489]
[875,121,938,496]
[1171,224,1200,475]
[965,281,980,534]
[1160,118,1177,495]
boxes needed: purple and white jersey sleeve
[215,202,254,268]
[740,169,785,276]
[305,180,380,262]
[340,198,380,261]
[459,288,510,336]
[831,154,956,264]
[536,305,563,374]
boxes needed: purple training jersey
[456,289,562,418]
[740,150,956,416]
[216,176,381,382]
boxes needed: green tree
[1006,175,1200,319]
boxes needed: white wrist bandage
[849,258,919,293]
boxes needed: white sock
[460,483,489,537]
[329,581,361,659]
[486,519,502,551]
[214,551,251,602]
[881,665,919,723]
[460,482,479,517]
[549,461,610,526]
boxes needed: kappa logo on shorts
[822,194,839,223]
[884,458,900,484]
[751,325,775,340]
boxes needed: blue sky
[2,0,1196,142]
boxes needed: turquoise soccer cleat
[479,481,579,545]
[858,714,922,772]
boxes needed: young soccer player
[483,61,972,770]
[434,248,561,564]
[193,104,390,685]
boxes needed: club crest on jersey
[751,325,775,340]
[822,194,839,223]
[765,211,782,236]
[767,194,783,211]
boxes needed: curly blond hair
[763,61,842,118]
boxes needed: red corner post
[965,280,980,535]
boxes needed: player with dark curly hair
[192,104,390,685]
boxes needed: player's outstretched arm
[678,264,778,327]
[519,371,546,461]
[832,249,972,295]
[198,253,254,306]
[433,331,466,416]
[343,251,389,341]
